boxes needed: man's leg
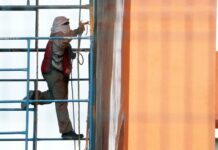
[37,90,52,104]
[53,79,73,133]
[44,70,73,133]
[44,69,83,139]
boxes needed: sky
[0,0,90,150]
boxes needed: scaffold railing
[0,0,96,149]
[0,36,95,150]
[0,5,90,11]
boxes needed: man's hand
[80,21,89,26]
[78,21,89,35]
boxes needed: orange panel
[128,0,216,150]
[216,52,218,128]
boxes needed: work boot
[21,91,35,110]
[61,130,84,140]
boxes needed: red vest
[41,41,72,76]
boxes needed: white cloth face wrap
[51,16,71,34]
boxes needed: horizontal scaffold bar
[0,48,90,52]
[0,68,27,71]
[0,99,89,103]
[0,36,93,40]
[0,138,87,141]
[0,5,90,11]
[0,78,89,82]
[0,108,34,111]
[0,131,26,135]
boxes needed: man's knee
[56,102,68,111]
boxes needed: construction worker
[22,16,85,139]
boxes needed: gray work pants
[38,68,73,133]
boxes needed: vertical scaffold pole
[25,39,31,150]
[88,34,94,150]
[77,0,82,149]
[27,0,30,5]
[33,0,39,149]
[89,0,95,149]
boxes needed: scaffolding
[0,1,96,150]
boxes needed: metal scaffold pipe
[89,0,96,149]
[0,36,92,40]
[33,0,39,149]
[0,138,88,141]
[0,5,90,11]
[0,1,95,149]
[77,0,83,149]
[0,48,90,52]
[24,39,31,150]
[0,78,89,82]
[0,99,89,104]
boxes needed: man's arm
[73,21,89,35]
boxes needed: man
[22,16,85,139]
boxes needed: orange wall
[216,52,218,127]
[119,0,130,150]
[128,0,216,150]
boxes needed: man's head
[51,16,73,48]
[51,16,71,34]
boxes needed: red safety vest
[41,41,72,76]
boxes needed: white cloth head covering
[51,16,71,34]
